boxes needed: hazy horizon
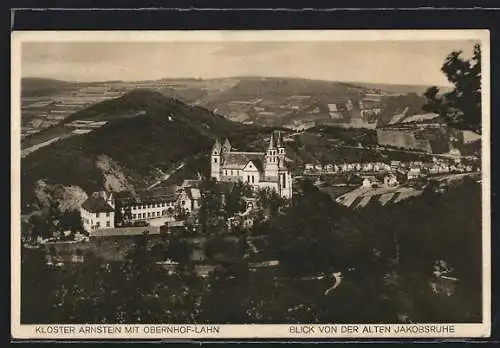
[21,74,456,88]
[22,40,479,86]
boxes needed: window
[247,175,250,182]
[181,201,186,206]
[214,158,217,163]
[157,212,160,216]
[96,213,100,218]
[106,221,110,227]
[147,212,151,217]
[142,213,146,218]
[106,212,110,217]
[96,222,100,228]
[251,175,255,183]
[132,214,136,219]
[283,173,286,188]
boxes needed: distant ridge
[22,76,451,93]
[346,81,453,95]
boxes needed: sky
[21,40,479,86]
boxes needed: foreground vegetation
[21,178,482,324]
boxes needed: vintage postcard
[11,30,490,339]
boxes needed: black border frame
[8,6,499,345]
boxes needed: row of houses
[304,161,393,173]
[80,182,204,234]
[79,178,249,236]
[304,158,477,184]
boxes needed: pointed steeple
[276,130,283,147]
[222,138,232,153]
[212,138,222,154]
[268,132,275,150]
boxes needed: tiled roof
[119,187,178,205]
[222,152,265,170]
[81,192,114,213]
[215,181,237,194]
[401,113,440,124]
[186,187,202,200]
[181,179,202,188]
[249,158,264,172]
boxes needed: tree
[224,182,253,217]
[198,179,225,235]
[166,237,192,263]
[21,247,57,323]
[423,43,482,134]
[256,187,286,217]
[59,210,84,233]
[173,203,189,221]
[28,214,52,239]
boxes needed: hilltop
[201,76,368,102]
[21,90,259,209]
[21,76,443,130]
[21,78,79,97]
[193,77,438,127]
[21,88,440,211]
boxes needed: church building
[210,131,293,199]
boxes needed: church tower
[265,132,279,178]
[222,138,232,153]
[276,131,286,169]
[211,138,222,180]
[276,131,292,198]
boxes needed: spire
[222,138,232,152]
[268,132,275,150]
[212,138,222,153]
[276,130,283,147]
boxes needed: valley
[21,76,444,152]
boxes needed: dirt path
[147,162,186,190]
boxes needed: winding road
[147,162,186,190]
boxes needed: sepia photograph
[11,30,490,339]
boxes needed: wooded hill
[21,90,264,209]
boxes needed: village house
[407,167,422,180]
[116,188,179,223]
[305,163,314,171]
[362,176,379,188]
[359,99,383,119]
[177,187,202,214]
[211,132,293,199]
[325,163,335,172]
[80,191,115,233]
[384,174,399,188]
